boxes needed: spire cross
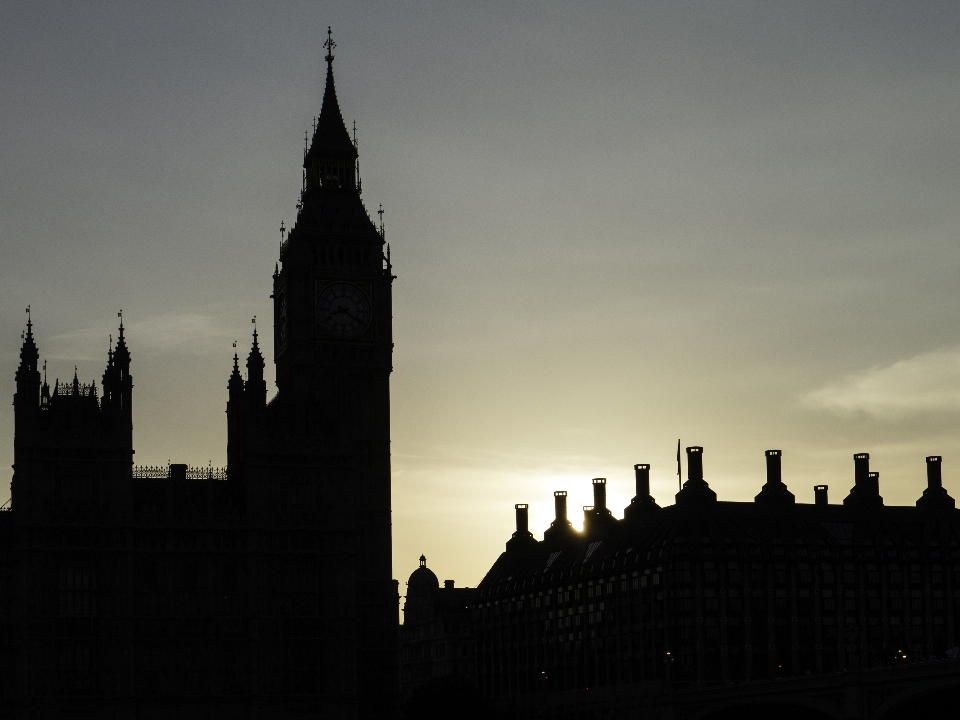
[323,26,336,65]
[117,310,124,331]
[251,316,257,338]
[378,203,384,234]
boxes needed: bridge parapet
[515,658,960,720]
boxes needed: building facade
[472,448,960,717]
[399,556,477,698]
[0,32,397,720]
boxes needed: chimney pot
[814,485,828,505]
[444,580,454,590]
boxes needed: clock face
[277,292,288,345]
[316,282,371,338]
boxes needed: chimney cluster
[843,453,883,508]
[502,447,954,552]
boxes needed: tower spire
[309,26,355,160]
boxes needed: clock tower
[227,28,396,718]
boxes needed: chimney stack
[755,449,794,506]
[543,490,576,545]
[765,450,782,484]
[844,453,883,507]
[554,491,567,523]
[625,463,660,520]
[505,502,536,552]
[687,447,703,482]
[592,478,607,511]
[675,446,717,506]
[515,503,529,535]
[927,456,943,490]
[854,453,870,488]
[814,485,828,506]
[444,580,454,590]
[917,456,955,510]
[635,464,650,496]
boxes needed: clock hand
[335,304,361,322]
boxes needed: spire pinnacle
[323,25,336,66]
[113,313,131,368]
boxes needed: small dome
[407,554,439,592]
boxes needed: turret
[226,352,245,474]
[105,319,133,450]
[245,327,266,413]
[14,311,41,432]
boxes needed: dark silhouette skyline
[418,447,960,717]
[1,32,396,717]
[4,6,960,587]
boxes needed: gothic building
[470,448,960,718]
[0,31,397,719]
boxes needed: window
[60,564,95,616]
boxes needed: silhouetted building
[399,556,477,698]
[0,30,397,719]
[473,448,960,717]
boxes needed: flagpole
[677,439,682,491]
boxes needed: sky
[2,2,960,588]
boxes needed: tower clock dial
[316,282,371,338]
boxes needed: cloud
[45,311,243,362]
[803,347,960,418]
